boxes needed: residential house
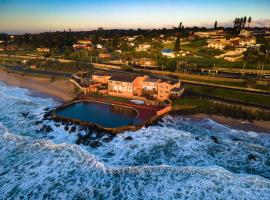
[136,44,151,52]
[73,40,93,51]
[239,29,252,38]
[129,42,135,47]
[36,48,50,52]
[170,87,185,99]
[98,53,112,59]
[108,73,147,98]
[157,79,181,101]
[96,44,103,49]
[207,38,240,50]
[194,30,225,38]
[142,77,160,99]
[6,46,17,51]
[92,70,114,84]
[239,37,257,47]
[215,48,247,62]
[139,58,156,67]
[89,70,183,101]
[143,77,159,91]
[161,49,175,58]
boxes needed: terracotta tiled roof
[109,73,139,82]
[144,77,159,83]
[160,79,179,85]
[171,87,183,92]
[93,70,114,76]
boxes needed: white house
[96,44,103,49]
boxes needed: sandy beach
[0,69,76,101]
[190,114,270,134]
[1,68,269,133]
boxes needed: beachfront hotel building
[92,70,114,84]
[108,73,147,98]
[89,70,183,101]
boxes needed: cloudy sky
[0,0,270,33]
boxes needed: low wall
[69,79,86,93]
[51,98,172,134]
[51,100,143,134]
[156,105,172,116]
[92,63,122,70]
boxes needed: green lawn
[185,85,270,108]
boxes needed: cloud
[251,19,270,27]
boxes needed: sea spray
[0,81,270,199]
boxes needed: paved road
[1,53,270,96]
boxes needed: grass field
[185,85,270,108]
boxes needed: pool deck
[75,96,162,121]
[52,95,171,133]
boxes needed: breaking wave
[0,81,270,199]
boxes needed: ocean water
[0,81,270,200]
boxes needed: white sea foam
[0,81,270,199]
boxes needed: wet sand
[0,69,76,102]
[190,114,270,134]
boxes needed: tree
[234,18,238,29]
[179,22,183,29]
[243,16,247,29]
[214,21,218,30]
[240,17,244,30]
[174,35,181,51]
[248,17,252,28]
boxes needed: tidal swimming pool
[56,101,141,128]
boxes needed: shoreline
[189,114,270,134]
[0,68,269,134]
[0,68,76,102]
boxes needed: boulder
[21,112,29,118]
[124,136,133,141]
[102,135,113,143]
[40,125,53,133]
[89,141,102,148]
[64,126,69,131]
[70,126,76,133]
[43,112,52,120]
[35,121,42,125]
[54,124,61,127]
[247,154,257,162]
[210,136,219,144]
